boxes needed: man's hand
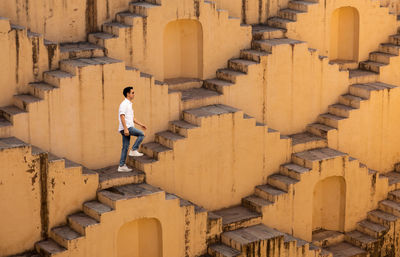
[124,128,129,136]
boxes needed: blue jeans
[119,127,145,167]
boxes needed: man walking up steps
[118,86,147,172]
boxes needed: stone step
[228,58,258,74]
[83,200,113,221]
[325,242,367,257]
[344,230,379,251]
[328,104,355,118]
[88,32,116,46]
[239,49,269,63]
[0,115,12,137]
[170,87,222,110]
[35,239,66,257]
[317,113,345,128]
[288,0,317,12]
[380,172,400,189]
[356,220,388,238]
[129,1,159,16]
[292,148,347,169]
[388,189,400,203]
[267,17,294,29]
[168,120,199,137]
[348,69,378,84]
[306,123,336,139]
[0,105,26,123]
[165,78,203,91]
[216,69,246,83]
[349,82,396,99]
[67,212,99,236]
[95,165,145,190]
[278,8,306,21]
[254,184,286,202]
[102,22,132,36]
[379,43,400,55]
[141,142,172,160]
[389,34,400,45]
[252,25,285,40]
[339,94,365,109]
[252,38,304,52]
[208,243,243,257]
[127,154,157,171]
[50,225,83,249]
[60,42,105,60]
[312,229,344,247]
[359,61,387,73]
[183,104,240,126]
[280,163,311,180]
[289,132,327,153]
[242,195,273,213]
[367,209,398,228]
[13,94,42,111]
[369,51,397,64]
[329,59,358,71]
[116,11,144,25]
[60,57,122,75]
[267,174,299,192]
[29,82,57,99]
[210,205,262,232]
[221,224,284,254]
[43,70,74,87]
[0,137,29,150]
[203,79,234,93]
[379,199,400,216]
[155,131,185,148]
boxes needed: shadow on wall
[329,7,360,62]
[312,176,346,232]
[163,19,204,80]
[117,218,163,257]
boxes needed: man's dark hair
[123,87,133,97]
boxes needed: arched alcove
[312,176,346,232]
[329,7,359,62]
[163,19,203,80]
[117,218,163,257]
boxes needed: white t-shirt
[118,98,134,131]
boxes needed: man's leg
[119,132,130,167]
[129,127,145,151]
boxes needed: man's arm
[134,118,147,130]
[120,114,129,136]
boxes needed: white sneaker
[129,150,144,157]
[117,165,132,172]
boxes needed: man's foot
[129,150,144,157]
[117,165,132,172]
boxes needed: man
[118,86,147,172]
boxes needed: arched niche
[329,7,360,62]
[163,19,203,80]
[312,176,346,232]
[117,218,163,257]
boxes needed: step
[0,105,26,123]
[102,22,132,36]
[349,82,396,99]
[388,189,400,203]
[88,32,116,46]
[83,200,113,221]
[239,49,269,63]
[67,212,99,235]
[306,123,336,139]
[367,209,398,227]
[141,142,172,160]
[127,154,157,171]
[116,12,144,25]
[203,79,234,93]
[50,225,83,248]
[348,69,378,84]
[324,242,367,257]
[13,94,42,111]
[0,137,29,150]
[129,1,159,16]
[359,61,387,73]
[155,131,185,148]
[312,229,344,247]
[278,8,305,21]
[183,104,240,126]
[208,243,243,257]
[328,104,355,118]
[35,239,66,257]
[210,205,262,232]
[252,38,304,52]
[0,114,12,136]
[228,58,258,74]
[216,69,246,83]
[60,42,105,60]
[379,43,400,55]
[292,148,347,169]
[252,25,285,40]
[380,172,400,189]
[329,59,358,70]
[369,51,397,64]
[170,87,221,109]
[289,132,327,153]
[267,174,299,192]
[43,70,74,87]
[96,165,145,190]
[389,34,400,45]
[379,199,400,216]
[29,82,57,98]
[242,195,273,213]
[267,17,294,29]
[339,94,364,109]
[288,0,317,12]
[165,78,202,91]
[344,230,378,250]
[317,113,345,128]
[254,184,286,202]
[168,120,199,137]
[280,163,311,180]
[356,220,388,238]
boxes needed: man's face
[127,89,135,100]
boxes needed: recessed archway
[329,7,360,62]
[117,218,163,257]
[163,19,203,80]
[312,176,346,232]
